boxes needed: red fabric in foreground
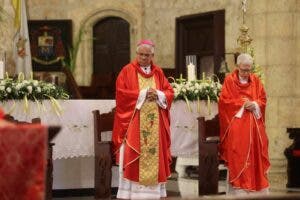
[0,108,4,119]
[0,124,47,200]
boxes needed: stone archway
[75,8,141,86]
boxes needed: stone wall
[297,1,300,124]
[26,0,143,85]
[142,0,300,189]
[0,0,17,74]
[0,0,299,190]
[247,0,299,189]
[142,0,241,69]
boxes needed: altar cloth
[1,99,218,159]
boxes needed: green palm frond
[62,25,93,72]
[0,6,4,22]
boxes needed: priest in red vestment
[112,39,174,199]
[218,53,270,195]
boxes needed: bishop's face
[238,63,252,79]
[136,46,154,67]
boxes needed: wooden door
[175,10,225,80]
[91,17,130,99]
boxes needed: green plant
[247,47,265,84]
[61,25,86,72]
[0,6,3,22]
[0,5,5,21]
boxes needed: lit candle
[0,61,4,79]
[187,62,196,81]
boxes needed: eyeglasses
[239,68,251,73]
[137,52,152,58]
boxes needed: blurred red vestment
[0,120,47,200]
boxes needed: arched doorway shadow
[90,17,130,99]
[77,8,141,98]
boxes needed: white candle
[0,61,4,79]
[187,62,196,81]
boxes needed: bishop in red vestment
[112,40,174,199]
[218,53,270,194]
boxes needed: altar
[1,100,116,159]
[1,99,218,189]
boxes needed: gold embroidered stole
[138,73,159,185]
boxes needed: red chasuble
[112,59,174,184]
[218,69,270,191]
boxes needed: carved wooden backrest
[198,115,220,142]
[93,108,115,142]
[92,108,115,199]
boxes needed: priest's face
[136,46,154,67]
[238,63,251,79]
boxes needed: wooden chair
[92,109,116,199]
[197,115,220,195]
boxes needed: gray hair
[237,53,253,66]
[136,44,155,54]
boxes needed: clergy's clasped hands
[146,88,158,102]
[243,97,256,111]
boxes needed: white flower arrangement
[171,73,222,102]
[0,76,69,102]
[170,73,222,112]
[0,73,69,115]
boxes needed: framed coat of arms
[28,20,72,71]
